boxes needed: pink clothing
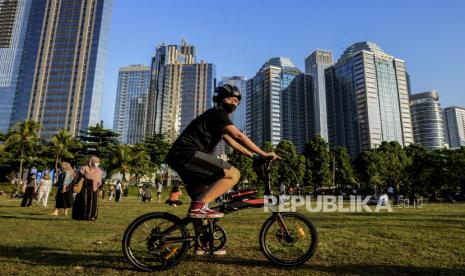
[79,165,102,192]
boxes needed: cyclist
[165,84,278,219]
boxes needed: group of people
[19,156,103,221]
[137,182,183,207]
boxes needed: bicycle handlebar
[252,156,300,196]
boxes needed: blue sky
[101,0,465,129]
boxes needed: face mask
[222,102,236,113]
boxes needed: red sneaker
[189,201,224,218]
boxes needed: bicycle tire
[122,212,190,271]
[259,212,318,267]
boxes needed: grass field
[0,190,464,275]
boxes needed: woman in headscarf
[72,156,102,220]
[51,161,76,215]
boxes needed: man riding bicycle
[165,84,278,219]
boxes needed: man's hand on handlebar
[262,152,279,160]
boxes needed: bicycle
[122,158,318,271]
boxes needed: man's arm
[224,125,277,159]
[223,134,253,158]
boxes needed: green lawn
[0,190,464,275]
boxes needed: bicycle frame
[159,159,293,247]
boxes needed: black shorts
[169,151,232,199]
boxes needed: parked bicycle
[122,158,318,271]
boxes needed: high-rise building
[443,106,465,149]
[325,41,413,158]
[0,0,32,132]
[10,0,112,140]
[305,50,334,141]
[146,39,216,142]
[113,65,150,144]
[410,91,446,149]
[247,57,313,153]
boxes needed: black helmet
[213,84,241,103]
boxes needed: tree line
[0,121,170,186]
[1,120,465,200]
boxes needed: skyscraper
[0,0,32,132]
[113,65,150,144]
[305,50,334,141]
[247,57,313,152]
[10,0,112,140]
[325,41,413,158]
[146,39,216,142]
[443,106,465,149]
[410,91,446,149]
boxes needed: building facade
[10,0,112,140]
[146,39,215,143]
[325,41,414,158]
[443,106,465,149]
[410,91,446,149]
[0,0,32,132]
[305,50,334,141]
[113,65,150,144]
[247,57,313,153]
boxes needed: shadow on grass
[0,245,132,271]
[191,256,465,275]
[0,214,66,221]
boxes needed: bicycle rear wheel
[122,212,190,271]
[259,212,318,267]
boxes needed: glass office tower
[247,57,313,153]
[146,39,215,143]
[305,50,334,141]
[0,0,32,132]
[326,41,413,158]
[113,65,150,144]
[443,106,465,149]
[10,0,112,140]
[410,91,446,149]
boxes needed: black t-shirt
[166,107,233,164]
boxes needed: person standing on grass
[51,161,76,215]
[72,156,102,221]
[156,181,163,203]
[115,180,122,202]
[36,172,52,207]
[21,173,37,207]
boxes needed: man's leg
[197,167,240,204]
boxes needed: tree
[77,124,120,170]
[375,141,410,194]
[128,144,152,183]
[143,134,171,174]
[227,150,255,190]
[109,145,132,185]
[5,120,41,184]
[303,136,331,193]
[331,146,356,193]
[51,130,75,173]
[275,140,304,187]
[353,150,382,194]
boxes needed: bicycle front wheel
[122,212,190,271]
[259,212,318,267]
